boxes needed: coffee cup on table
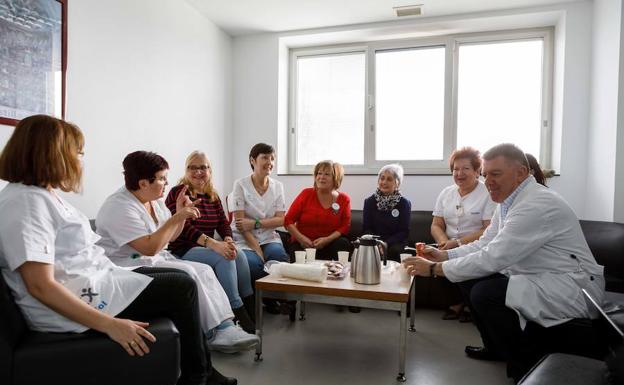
[337,251,349,265]
[399,254,411,282]
[295,250,306,264]
[305,248,316,263]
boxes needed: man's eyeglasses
[187,165,209,172]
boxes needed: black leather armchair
[0,272,181,385]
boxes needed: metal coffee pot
[351,234,387,285]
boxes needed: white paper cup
[305,248,316,262]
[337,251,349,264]
[400,253,412,263]
[295,251,306,264]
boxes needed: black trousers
[118,267,211,385]
[457,274,600,383]
[287,236,352,261]
[458,274,539,381]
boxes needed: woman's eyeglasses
[187,165,209,172]
[149,176,168,183]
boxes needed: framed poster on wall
[0,0,67,126]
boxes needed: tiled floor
[212,303,510,385]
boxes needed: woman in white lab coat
[0,115,235,385]
[430,147,496,321]
[96,151,259,351]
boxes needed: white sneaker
[206,324,260,353]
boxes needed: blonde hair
[178,151,219,202]
[0,115,84,192]
[313,160,344,189]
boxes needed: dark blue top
[362,195,411,245]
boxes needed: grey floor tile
[213,304,510,385]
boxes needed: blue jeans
[179,246,253,309]
[243,242,289,282]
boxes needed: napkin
[269,262,328,283]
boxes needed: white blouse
[0,184,151,333]
[432,181,496,240]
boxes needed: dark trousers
[288,236,352,261]
[118,267,211,385]
[458,274,542,382]
[457,274,599,383]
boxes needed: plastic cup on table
[337,251,349,265]
[295,250,306,264]
[305,248,316,263]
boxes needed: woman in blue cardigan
[362,164,411,262]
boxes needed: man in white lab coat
[404,143,605,382]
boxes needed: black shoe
[464,346,503,361]
[263,298,280,314]
[206,368,237,385]
[348,306,361,313]
[280,300,297,322]
[264,299,281,315]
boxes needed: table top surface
[255,267,413,302]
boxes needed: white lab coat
[433,181,496,239]
[96,187,233,331]
[443,177,605,328]
[0,184,151,333]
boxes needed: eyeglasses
[187,165,209,172]
[149,176,168,183]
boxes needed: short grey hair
[378,163,404,187]
[483,143,529,168]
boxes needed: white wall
[0,0,232,218]
[230,2,604,218]
[585,0,622,221]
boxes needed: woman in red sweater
[284,160,352,260]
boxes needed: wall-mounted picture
[0,0,66,126]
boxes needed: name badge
[331,202,340,211]
[391,209,399,218]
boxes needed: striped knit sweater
[165,184,231,256]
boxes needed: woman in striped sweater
[166,151,255,333]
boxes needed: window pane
[375,47,445,160]
[296,53,365,165]
[457,40,543,158]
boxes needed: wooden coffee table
[254,271,416,381]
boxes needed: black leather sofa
[519,291,624,385]
[0,272,181,385]
[0,222,182,385]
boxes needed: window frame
[287,28,554,175]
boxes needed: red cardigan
[284,187,351,242]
